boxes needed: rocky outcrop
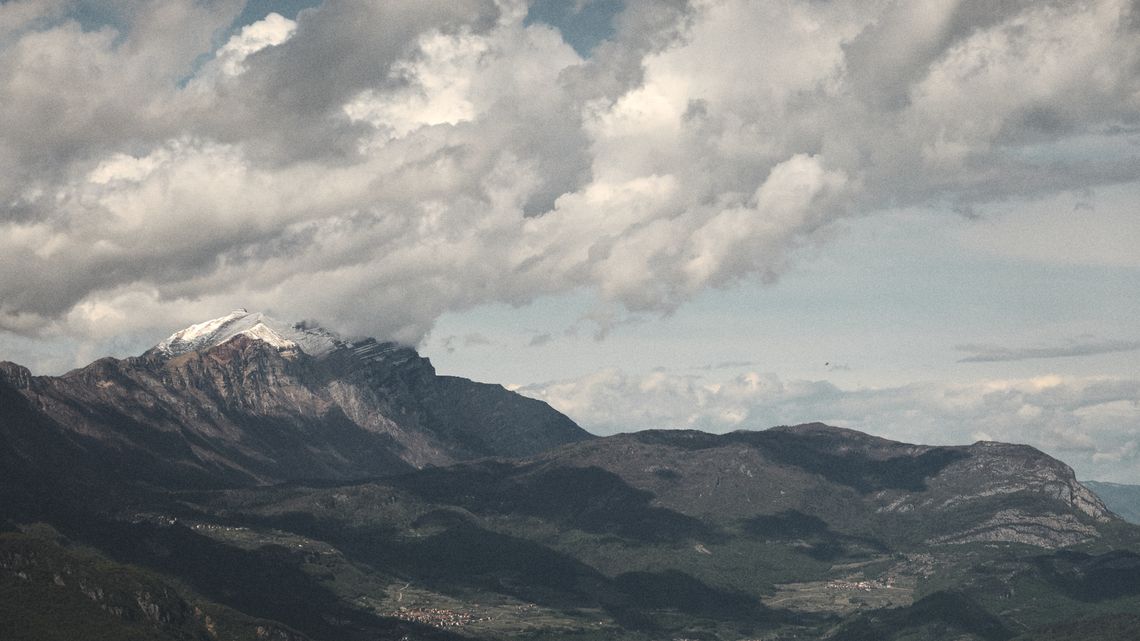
[0,361,32,389]
[927,509,1101,548]
[940,441,1112,521]
[862,440,1116,548]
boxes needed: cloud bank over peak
[1,0,1139,349]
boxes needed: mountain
[151,309,346,357]
[489,425,1115,548]
[168,426,1135,641]
[8,419,1139,641]
[0,310,589,503]
[1085,482,1140,525]
[3,316,1140,641]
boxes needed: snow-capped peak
[154,309,344,357]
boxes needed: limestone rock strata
[0,330,589,490]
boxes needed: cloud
[688,360,761,371]
[463,332,493,347]
[1,0,1139,352]
[1093,440,1138,463]
[528,333,553,347]
[957,339,1140,362]
[0,1,242,198]
[205,12,298,79]
[439,331,495,353]
[517,368,1140,482]
[955,183,1140,267]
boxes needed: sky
[0,0,1137,482]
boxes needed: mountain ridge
[511,425,1115,545]
[0,313,591,499]
[151,309,346,358]
[165,423,1136,641]
[3,314,1139,641]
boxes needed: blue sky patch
[525,0,623,57]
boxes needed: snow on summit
[155,309,343,357]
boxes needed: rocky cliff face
[904,440,1113,547]
[0,315,590,495]
[937,442,1109,517]
[0,361,32,389]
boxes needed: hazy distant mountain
[1085,481,1140,525]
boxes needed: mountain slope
[1085,481,1140,525]
[3,410,1138,640]
[3,315,1139,641]
[0,311,590,498]
[157,424,1136,641]
[513,425,1115,548]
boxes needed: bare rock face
[928,509,1100,548]
[869,440,1114,547]
[951,441,1112,521]
[0,313,590,492]
[0,361,31,389]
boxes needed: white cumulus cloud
[0,0,1137,360]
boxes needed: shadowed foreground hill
[89,424,1132,641]
[3,423,1139,641]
